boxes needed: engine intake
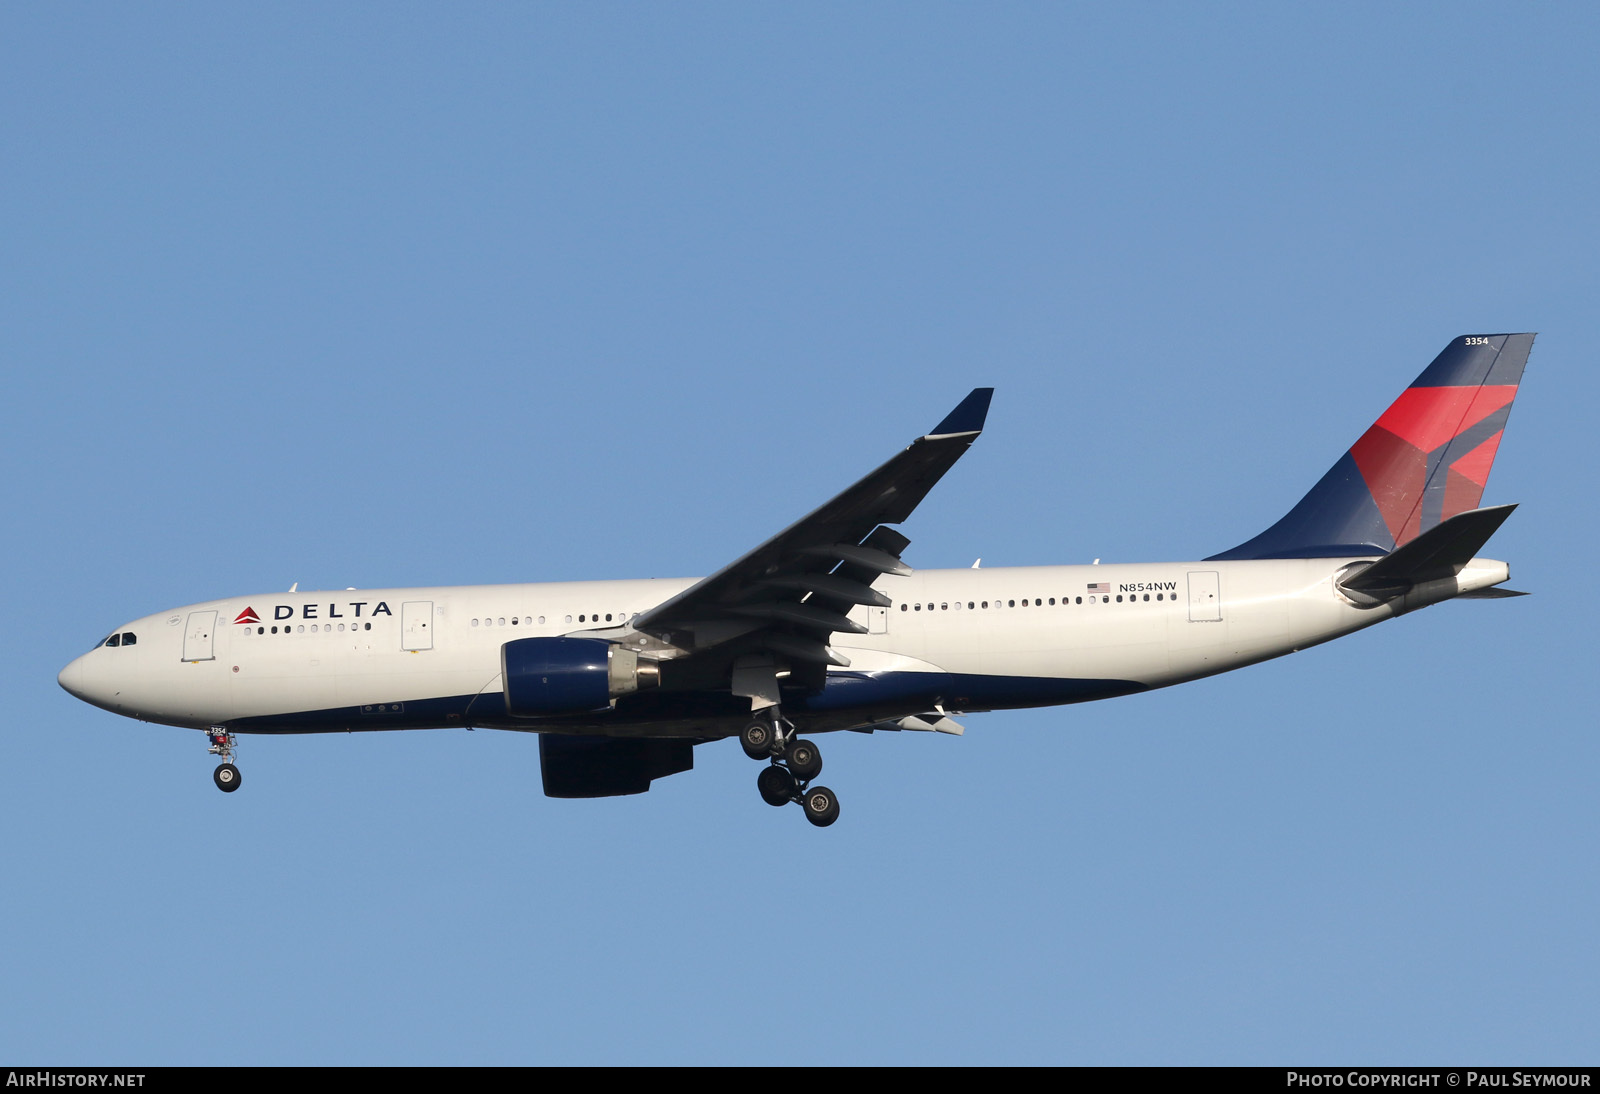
[502,637,659,716]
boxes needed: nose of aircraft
[58,654,88,700]
[59,651,118,712]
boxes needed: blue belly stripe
[227,670,1148,734]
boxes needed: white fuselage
[59,554,1511,739]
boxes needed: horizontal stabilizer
[1338,504,1516,600]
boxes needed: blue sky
[3,4,1596,1064]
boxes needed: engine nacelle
[501,637,659,716]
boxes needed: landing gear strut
[207,728,242,794]
[741,710,839,827]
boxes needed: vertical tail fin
[1207,333,1534,561]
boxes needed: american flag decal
[1087,582,1109,594]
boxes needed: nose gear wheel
[206,728,242,794]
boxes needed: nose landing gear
[741,712,839,827]
[206,728,242,793]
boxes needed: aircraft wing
[632,388,993,669]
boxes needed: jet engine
[501,637,659,716]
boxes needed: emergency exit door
[1187,571,1222,622]
[402,601,434,651]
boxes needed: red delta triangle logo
[234,607,260,625]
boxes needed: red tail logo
[1349,384,1518,547]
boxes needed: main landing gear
[207,728,242,793]
[741,713,839,827]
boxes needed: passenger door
[182,610,217,661]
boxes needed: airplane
[58,333,1534,827]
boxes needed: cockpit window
[103,633,120,648]
[121,632,137,646]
